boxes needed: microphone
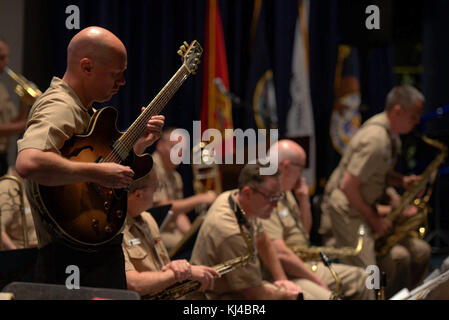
[213,77,241,104]
[320,251,342,300]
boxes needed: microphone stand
[320,251,342,300]
[376,272,387,300]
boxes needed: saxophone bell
[290,224,366,261]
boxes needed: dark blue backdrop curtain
[47,0,207,133]
[421,0,449,235]
[23,0,399,195]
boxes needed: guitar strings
[116,67,186,157]
[116,66,189,156]
[103,66,190,164]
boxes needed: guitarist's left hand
[134,111,165,155]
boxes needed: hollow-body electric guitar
[29,41,202,248]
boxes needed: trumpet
[4,67,41,104]
[289,225,366,261]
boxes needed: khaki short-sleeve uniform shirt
[324,112,401,215]
[190,190,262,300]
[152,151,184,248]
[261,191,309,248]
[122,212,171,273]
[0,167,37,249]
[16,77,92,247]
[0,83,18,153]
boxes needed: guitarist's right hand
[94,163,134,189]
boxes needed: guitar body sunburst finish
[32,107,153,247]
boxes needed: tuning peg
[183,41,189,48]
[177,50,183,56]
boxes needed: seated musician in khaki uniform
[152,128,216,251]
[1,166,37,250]
[262,140,374,300]
[321,85,431,297]
[190,163,307,300]
[123,165,219,298]
[0,37,32,176]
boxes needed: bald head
[63,27,127,107]
[67,26,126,71]
[269,140,306,165]
[268,140,307,191]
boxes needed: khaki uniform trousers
[325,200,431,298]
[305,262,375,300]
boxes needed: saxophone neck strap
[228,193,255,255]
[228,193,250,229]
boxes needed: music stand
[148,204,173,230]
[404,269,449,300]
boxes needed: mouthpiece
[320,251,331,267]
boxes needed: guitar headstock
[178,40,203,75]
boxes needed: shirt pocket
[125,244,148,261]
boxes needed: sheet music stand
[401,269,449,300]
[147,204,173,230]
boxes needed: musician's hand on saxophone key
[402,175,419,190]
[400,205,418,220]
[162,259,192,282]
[191,265,220,291]
[370,215,392,237]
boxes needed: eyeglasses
[251,187,285,203]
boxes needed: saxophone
[143,253,254,300]
[375,133,447,257]
[289,225,366,261]
[146,196,255,300]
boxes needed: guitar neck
[116,65,191,155]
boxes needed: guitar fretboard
[103,65,191,163]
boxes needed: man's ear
[80,58,93,74]
[392,104,403,115]
[240,186,252,199]
[132,189,142,199]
